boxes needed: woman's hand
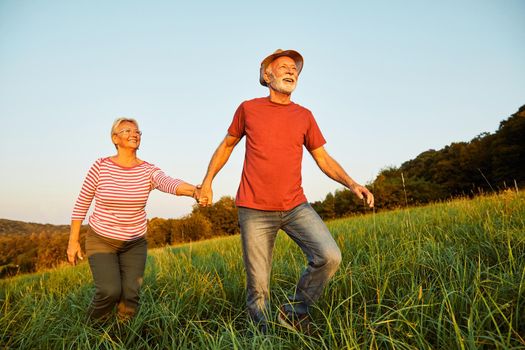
[192,185,202,202]
[67,240,83,265]
[68,220,84,265]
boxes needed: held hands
[198,183,213,207]
[350,183,375,208]
[192,184,213,207]
[66,240,83,265]
[192,185,202,202]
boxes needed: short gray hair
[111,117,139,149]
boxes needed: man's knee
[320,247,342,271]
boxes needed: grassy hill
[0,218,70,235]
[1,192,524,349]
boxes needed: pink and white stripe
[72,157,183,241]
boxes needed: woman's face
[112,121,142,150]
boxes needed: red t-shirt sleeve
[305,112,326,151]
[227,103,246,138]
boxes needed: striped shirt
[71,157,183,241]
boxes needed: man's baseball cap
[259,49,304,87]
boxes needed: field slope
[1,192,524,349]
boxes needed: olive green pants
[86,227,147,320]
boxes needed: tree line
[0,219,78,278]
[1,105,523,278]
[0,197,239,278]
[312,105,524,219]
[146,196,239,248]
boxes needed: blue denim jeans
[238,202,342,325]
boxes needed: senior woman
[67,117,200,321]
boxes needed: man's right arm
[199,134,241,206]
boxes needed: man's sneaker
[277,306,312,334]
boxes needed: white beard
[269,75,296,95]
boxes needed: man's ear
[263,69,272,85]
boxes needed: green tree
[147,218,171,248]
[371,167,406,209]
[192,196,239,236]
[491,106,525,188]
[171,213,213,243]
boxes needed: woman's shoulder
[140,160,155,168]
[138,160,162,173]
[83,157,109,175]
[95,157,112,165]
[88,157,115,169]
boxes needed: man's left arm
[310,146,374,208]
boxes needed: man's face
[266,56,298,95]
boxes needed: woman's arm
[67,219,84,265]
[175,182,201,200]
[68,160,101,265]
[71,160,100,220]
[151,169,200,200]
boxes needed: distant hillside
[0,196,239,278]
[0,219,77,278]
[0,218,70,235]
[312,104,525,219]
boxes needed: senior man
[199,49,374,333]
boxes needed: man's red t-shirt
[227,97,326,211]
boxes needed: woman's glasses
[115,129,142,136]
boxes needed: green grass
[1,192,524,349]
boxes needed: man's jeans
[238,202,342,325]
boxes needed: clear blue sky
[1,0,523,224]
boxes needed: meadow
[1,192,524,349]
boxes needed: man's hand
[199,134,241,207]
[310,146,375,208]
[350,184,374,208]
[199,183,213,207]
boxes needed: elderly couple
[67,49,374,333]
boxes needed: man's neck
[268,89,292,105]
